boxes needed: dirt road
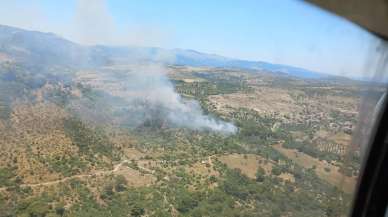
[0,159,154,192]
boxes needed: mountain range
[0,24,327,79]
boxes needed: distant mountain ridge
[0,24,327,79]
[171,48,327,79]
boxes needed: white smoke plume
[71,0,237,134]
[78,63,237,134]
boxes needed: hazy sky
[0,0,383,78]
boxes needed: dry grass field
[273,144,356,193]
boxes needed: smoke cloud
[73,63,237,134]
[74,0,115,45]
[73,0,170,47]
[70,0,236,134]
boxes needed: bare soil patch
[218,154,273,179]
[114,166,156,187]
[208,87,300,116]
[273,144,356,193]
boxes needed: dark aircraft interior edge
[350,93,388,217]
[308,1,388,216]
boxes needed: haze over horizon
[0,0,384,79]
[0,1,386,216]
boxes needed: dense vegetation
[0,66,364,217]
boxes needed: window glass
[0,1,387,217]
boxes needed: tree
[271,166,282,176]
[114,175,127,192]
[255,167,265,182]
[209,175,217,183]
[131,204,145,217]
[176,192,199,213]
[55,206,65,216]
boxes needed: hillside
[0,24,382,217]
[0,24,332,80]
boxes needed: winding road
[0,159,154,192]
[0,155,215,192]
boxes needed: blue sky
[0,0,382,78]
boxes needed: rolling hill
[0,24,328,79]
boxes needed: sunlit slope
[0,25,384,217]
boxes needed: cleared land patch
[208,87,300,116]
[273,144,356,193]
[218,154,273,179]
